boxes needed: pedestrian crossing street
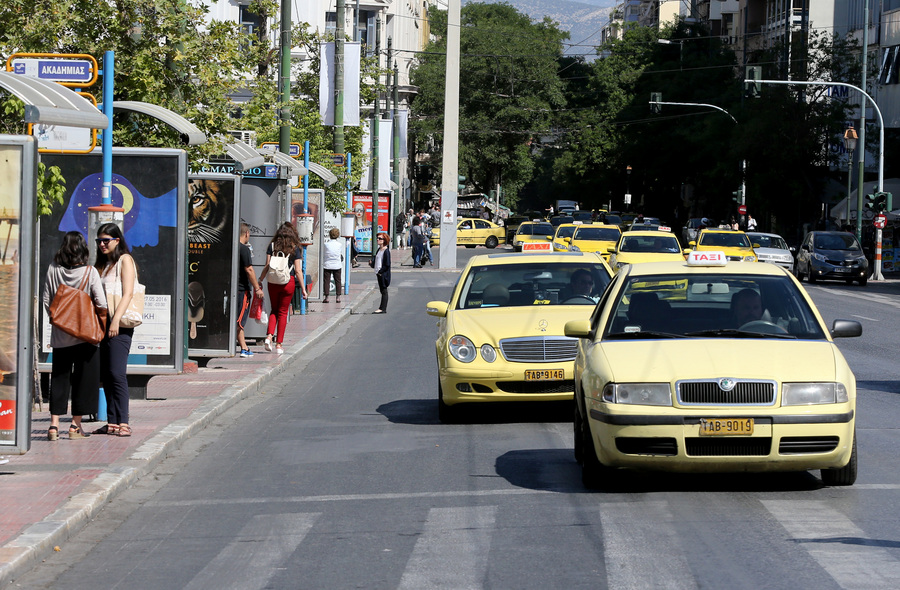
[162,488,900,590]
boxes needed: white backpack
[267,251,292,285]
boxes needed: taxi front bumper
[439,365,575,404]
[587,408,854,472]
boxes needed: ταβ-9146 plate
[699,418,754,436]
[525,369,564,381]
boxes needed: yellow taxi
[565,251,862,487]
[607,229,686,273]
[568,224,622,258]
[426,251,613,422]
[512,221,555,252]
[552,223,580,251]
[430,218,506,249]
[689,228,757,262]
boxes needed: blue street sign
[11,58,94,84]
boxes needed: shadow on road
[857,380,900,395]
[377,399,573,425]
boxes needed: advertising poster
[187,175,240,356]
[0,145,22,445]
[352,192,391,253]
[291,189,329,300]
[40,149,187,374]
[883,229,894,272]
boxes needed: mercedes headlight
[569,244,581,252]
[743,255,757,262]
[601,383,672,406]
[480,344,497,363]
[448,335,477,363]
[782,382,849,405]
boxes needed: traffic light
[650,92,662,113]
[458,175,466,193]
[732,188,743,202]
[865,192,888,212]
[744,66,761,98]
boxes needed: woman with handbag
[94,223,138,437]
[260,222,307,355]
[42,232,107,441]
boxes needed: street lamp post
[625,165,632,210]
[843,125,857,227]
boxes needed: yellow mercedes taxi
[565,251,862,487]
[426,251,613,422]
[607,229,686,273]
[689,228,757,262]
[552,223,580,251]
[512,221,555,252]
[430,218,505,249]
[568,224,622,258]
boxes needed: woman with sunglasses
[93,223,136,437]
[369,232,391,314]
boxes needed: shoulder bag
[49,267,107,345]
[106,257,145,328]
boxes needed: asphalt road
[12,254,900,590]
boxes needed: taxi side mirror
[752,243,761,248]
[682,249,690,255]
[607,247,617,253]
[426,301,449,317]
[689,241,696,247]
[830,319,862,338]
[564,237,571,243]
[564,319,593,339]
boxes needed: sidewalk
[0,274,381,587]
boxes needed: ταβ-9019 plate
[699,418,754,436]
[525,369,564,381]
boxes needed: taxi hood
[449,305,595,344]
[598,339,840,383]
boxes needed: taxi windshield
[573,227,621,241]
[620,235,681,253]
[555,226,577,239]
[519,223,554,236]
[603,274,826,339]
[698,232,752,248]
[456,262,612,309]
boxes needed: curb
[0,285,377,587]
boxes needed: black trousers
[377,274,389,312]
[50,342,100,417]
[101,329,133,424]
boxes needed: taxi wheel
[485,236,499,249]
[438,382,461,424]
[821,434,857,486]
[573,403,584,465]
[465,245,476,249]
[580,410,611,489]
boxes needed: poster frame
[187,173,241,358]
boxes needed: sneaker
[240,349,254,358]
[264,338,273,352]
[275,345,284,355]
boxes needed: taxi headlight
[480,344,497,363]
[602,383,672,406]
[449,335,477,363]
[782,382,849,405]
[570,244,581,252]
[743,255,757,262]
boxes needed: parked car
[565,251,862,487]
[431,218,505,249]
[746,232,795,273]
[795,231,868,286]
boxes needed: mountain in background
[463,0,616,59]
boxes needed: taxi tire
[438,382,461,424]
[485,236,499,249]
[821,434,857,486]
[580,409,611,489]
[573,404,584,465]
[465,245,476,249]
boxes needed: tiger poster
[187,175,240,355]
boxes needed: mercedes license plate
[525,369,564,381]
[699,418,754,436]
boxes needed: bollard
[97,387,107,422]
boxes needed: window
[325,12,337,37]
[879,46,900,85]
[240,4,264,39]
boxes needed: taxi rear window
[573,227,621,241]
[603,274,826,339]
[456,262,612,309]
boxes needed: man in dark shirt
[237,223,263,357]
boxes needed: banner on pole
[319,42,361,126]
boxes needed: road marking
[149,487,558,507]
[398,505,497,590]
[852,314,879,321]
[183,512,318,590]
[763,500,900,589]
[600,501,698,590]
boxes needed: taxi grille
[686,438,771,456]
[499,337,578,363]
[677,380,776,405]
[726,255,743,262]
[496,380,574,394]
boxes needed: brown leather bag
[48,267,107,345]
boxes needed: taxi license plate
[525,369,564,381]
[699,418,754,436]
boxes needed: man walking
[746,214,757,231]
[237,223,263,358]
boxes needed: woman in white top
[42,231,107,440]
[322,227,344,304]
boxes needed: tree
[410,2,568,210]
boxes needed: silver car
[747,232,794,272]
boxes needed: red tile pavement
[0,279,377,586]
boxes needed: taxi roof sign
[658,225,671,232]
[687,250,728,266]
[522,242,552,251]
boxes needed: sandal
[117,424,132,437]
[336,297,342,303]
[48,426,58,441]
[68,426,90,440]
[92,424,119,435]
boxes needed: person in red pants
[260,223,307,354]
